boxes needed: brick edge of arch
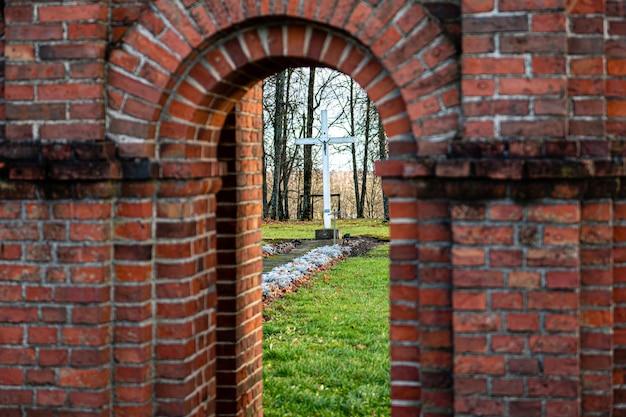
[106,0,461,163]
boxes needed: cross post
[295,110,355,229]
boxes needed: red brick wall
[0,0,625,416]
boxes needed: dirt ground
[341,235,386,257]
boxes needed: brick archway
[107,1,460,156]
[106,2,459,416]
[4,2,626,417]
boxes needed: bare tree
[301,66,315,220]
[262,67,388,220]
[269,71,285,220]
[348,79,360,218]
[262,141,268,218]
[378,116,389,221]
[357,98,372,218]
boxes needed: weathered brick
[0,2,624,416]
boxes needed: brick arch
[106,2,460,416]
[107,0,460,159]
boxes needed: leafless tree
[262,67,388,220]
[378,117,389,221]
[301,66,316,220]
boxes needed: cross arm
[294,138,321,145]
[327,137,355,144]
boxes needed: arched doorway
[107,3,460,415]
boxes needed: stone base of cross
[295,110,355,231]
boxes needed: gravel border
[261,244,351,297]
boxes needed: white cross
[295,110,355,229]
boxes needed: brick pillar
[151,176,222,417]
[4,0,107,141]
[387,194,422,416]
[215,85,264,417]
[418,200,452,416]
[112,181,156,417]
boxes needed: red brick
[453,292,487,310]
[533,56,566,74]
[491,292,523,310]
[490,249,522,267]
[0,368,23,385]
[28,327,58,345]
[528,378,578,398]
[462,0,495,13]
[462,35,495,53]
[508,271,540,289]
[546,271,578,289]
[452,225,514,245]
[454,356,505,375]
[452,248,485,266]
[463,57,526,75]
[455,397,504,415]
[526,248,579,267]
[507,313,540,332]
[454,313,501,332]
[529,335,578,353]
[36,389,67,406]
[545,314,578,332]
[528,292,578,310]
[543,226,578,245]
[454,270,503,288]
[492,378,524,396]
[532,13,566,32]
[455,376,487,394]
[545,357,578,376]
[454,335,487,353]
[462,79,496,96]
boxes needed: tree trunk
[301,66,315,220]
[269,71,285,220]
[358,99,371,218]
[349,79,361,218]
[378,116,389,221]
[280,70,293,219]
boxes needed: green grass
[262,218,389,240]
[263,244,390,417]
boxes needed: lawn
[262,244,390,417]
[262,218,389,240]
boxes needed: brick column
[152,176,222,417]
[112,181,156,417]
[385,191,421,416]
[215,85,264,417]
[378,154,626,417]
[418,200,453,416]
